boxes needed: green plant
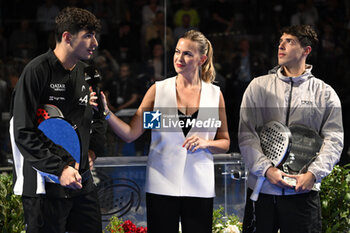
[212,206,242,233]
[104,215,125,233]
[0,172,25,233]
[320,164,350,233]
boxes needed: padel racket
[36,104,64,123]
[281,124,323,186]
[35,104,84,184]
[250,121,292,201]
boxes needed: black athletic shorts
[243,188,321,233]
[22,189,102,233]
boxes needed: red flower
[122,220,137,232]
[108,218,147,233]
[136,226,147,233]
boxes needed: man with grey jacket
[239,25,343,233]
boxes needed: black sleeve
[12,63,72,177]
[89,110,107,157]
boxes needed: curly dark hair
[55,7,101,42]
[280,25,319,48]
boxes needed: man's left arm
[308,86,344,183]
[289,86,344,192]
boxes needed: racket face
[38,117,81,163]
[285,124,323,173]
[259,121,292,166]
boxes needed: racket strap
[245,200,258,232]
[251,201,257,232]
[81,170,92,182]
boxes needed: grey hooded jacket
[238,65,343,195]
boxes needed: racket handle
[250,176,266,201]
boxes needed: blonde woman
[91,30,230,233]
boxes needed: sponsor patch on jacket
[50,83,66,92]
[301,100,313,105]
[49,96,65,101]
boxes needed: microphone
[84,66,104,116]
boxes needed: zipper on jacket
[285,77,294,126]
[282,77,293,196]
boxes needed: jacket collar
[275,64,313,83]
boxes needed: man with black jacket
[10,7,105,233]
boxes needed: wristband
[103,109,111,120]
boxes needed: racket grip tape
[250,176,266,201]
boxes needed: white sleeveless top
[145,76,221,197]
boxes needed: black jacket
[10,49,105,198]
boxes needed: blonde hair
[181,30,216,83]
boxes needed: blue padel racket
[36,105,83,184]
[38,117,81,165]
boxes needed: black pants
[22,190,102,233]
[146,193,213,233]
[243,188,321,233]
